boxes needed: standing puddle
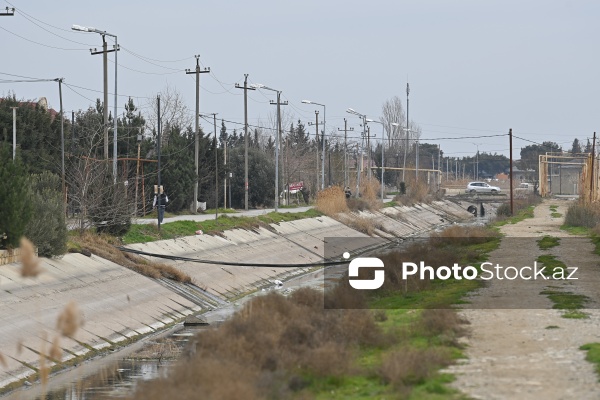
[4,327,202,400]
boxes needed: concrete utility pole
[302,100,326,189]
[311,111,320,190]
[509,128,513,215]
[590,131,596,203]
[213,113,218,220]
[346,108,367,197]
[223,119,227,209]
[270,91,288,211]
[235,75,255,210]
[76,26,119,173]
[338,119,354,187]
[57,78,66,215]
[157,95,162,232]
[186,55,210,213]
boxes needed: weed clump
[379,347,452,388]
[71,232,192,283]
[565,202,600,228]
[315,186,348,215]
[132,288,384,399]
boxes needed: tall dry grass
[72,232,191,283]
[20,237,41,278]
[130,288,385,399]
[395,179,432,206]
[315,186,348,215]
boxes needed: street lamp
[302,100,326,189]
[347,108,367,197]
[72,24,119,182]
[256,85,286,211]
[367,119,385,200]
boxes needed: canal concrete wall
[0,253,201,389]
[0,199,474,391]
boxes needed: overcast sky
[1,0,598,158]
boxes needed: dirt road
[448,199,600,399]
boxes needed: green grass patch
[537,235,560,250]
[560,224,590,235]
[383,200,398,208]
[551,212,563,218]
[536,254,566,277]
[580,343,600,378]
[310,307,467,399]
[545,325,560,329]
[540,288,589,319]
[140,208,237,219]
[308,235,501,399]
[123,209,322,244]
[549,205,558,211]
[493,205,535,226]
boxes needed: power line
[0,25,88,51]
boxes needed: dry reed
[56,301,83,337]
[315,186,348,215]
[20,237,41,278]
[50,335,62,361]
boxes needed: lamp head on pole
[301,100,312,104]
[71,24,90,32]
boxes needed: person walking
[153,191,169,223]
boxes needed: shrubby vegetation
[25,172,67,257]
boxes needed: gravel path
[447,199,600,400]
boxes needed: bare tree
[67,108,132,233]
[144,84,193,144]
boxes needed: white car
[466,181,501,194]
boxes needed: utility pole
[10,107,17,161]
[186,55,210,213]
[135,128,142,216]
[157,95,162,232]
[322,107,326,189]
[590,131,596,203]
[212,113,218,220]
[57,78,66,215]
[71,111,75,154]
[339,119,354,187]
[223,119,227,209]
[366,126,370,181]
[270,92,287,211]
[509,128,513,215]
[406,82,412,182]
[90,35,116,161]
[311,111,320,190]
[235,75,255,210]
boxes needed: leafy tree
[0,93,64,175]
[571,138,582,155]
[229,147,275,208]
[25,172,67,257]
[0,144,32,248]
[519,141,561,172]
